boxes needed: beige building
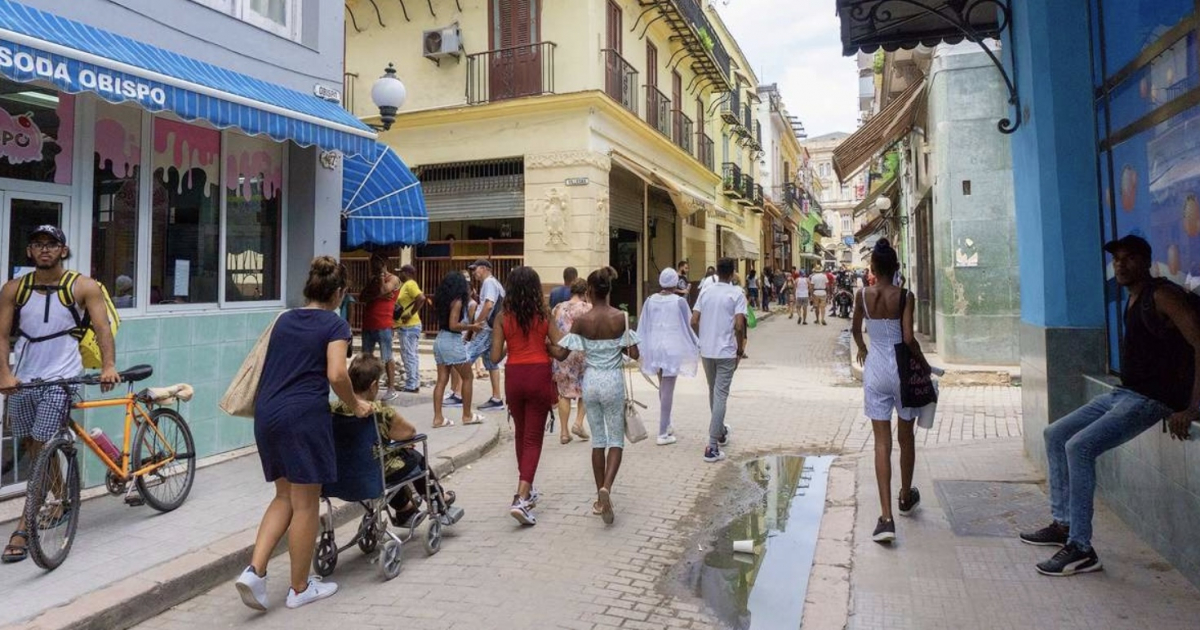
[804,132,867,268]
[344,0,768,317]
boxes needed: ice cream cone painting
[1185,194,1200,237]
[1121,165,1137,211]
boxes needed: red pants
[504,362,556,485]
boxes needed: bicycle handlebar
[10,364,155,390]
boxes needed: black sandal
[2,530,28,564]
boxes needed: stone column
[523,151,614,290]
[1009,0,1106,469]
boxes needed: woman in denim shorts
[431,271,484,427]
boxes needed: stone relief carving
[526,151,611,172]
[594,191,610,250]
[540,187,571,248]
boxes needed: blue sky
[714,0,860,137]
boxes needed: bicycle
[11,365,196,570]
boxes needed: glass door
[0,191,66,498]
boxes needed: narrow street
[136,313,1022,630]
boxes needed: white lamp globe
[370,63,407,130]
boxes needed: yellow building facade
[345,0,765,311]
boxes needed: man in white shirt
[809,268,829,326]
[691,258,747,463]
[468,259,507,411]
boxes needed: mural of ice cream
[1121,164,1138,211]
[0,109,45,165]
[53,95,74,185]
[1185,193,1200,237]
[94,114,141,178]
[225,146,283,202]
[154,119,220,196]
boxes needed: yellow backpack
[13,271,120,370]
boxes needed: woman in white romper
[851,239,929,544]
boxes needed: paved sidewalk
[846,439,1200,630]
[0,396,500,629]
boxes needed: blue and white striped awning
[0,0,375,157]
[343,142,427,248]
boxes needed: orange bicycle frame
[70,395,176,481]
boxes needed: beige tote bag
[219,311,286,418]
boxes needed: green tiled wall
[77,310,279,487]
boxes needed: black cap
[29,225,66,244]
[1103,234,1152,259]
[468,259,492,270]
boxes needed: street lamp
[370,63,407,131]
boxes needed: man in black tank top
[1020,235,1200,577]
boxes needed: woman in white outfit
[636,268,700,445]
[851,239,929,545]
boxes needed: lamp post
[370,63,407,131]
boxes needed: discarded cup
[733,539,755,554]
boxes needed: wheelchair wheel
[358,517,380,554]
[424,518,442,556]
[313,533,338,577]
[380,539,402,580]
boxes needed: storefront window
[92,103,142,307]
[0,79,73,185]
[224,134,282,301]
[151,118,220,305]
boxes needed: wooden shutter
[606,0,622,52]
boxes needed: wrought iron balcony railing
[752,183,764,209]
[697,132,714,171]
[752,120,763,150]
[720,90,741,124]
[739,173,755,206]
[466,42,557,105]
[603,49,639,115]
[673,110,694,154]
[782,182,800,210]
[722,163,743,198]
[646,86,672,137]
[743,103,754,133]
[640,0,732,92]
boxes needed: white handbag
[219,311,286,418]
[621,312,648,443]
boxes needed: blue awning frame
[0,0,376,157]
[342,142,428,249]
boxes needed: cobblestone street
[135,314,1023,630]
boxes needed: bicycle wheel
[133,408,196,512]
[25,436,81,571]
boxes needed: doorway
[489,0,543,101]
[609,228,641,318]
[0,191,67,498]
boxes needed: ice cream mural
[225,146,282,202]
[0,109,44,165]
[94,115,141,178]
[153,119,220,196]
[53,95,74,185]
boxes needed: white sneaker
[667,425,676,436]
[285,576,339,609]
[510,495,536,526]
[656,434,677,446]
[234,566,268,611]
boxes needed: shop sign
[0,109,42,164]
[1,40,168,109]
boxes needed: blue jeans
[1045,388,1170,549]
[466,328,499,371]
[362,328,393,362]
[398,325,421,390]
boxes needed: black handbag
[894,290,937,408]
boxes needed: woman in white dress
[637,268,700,446]
[851,239,929,545]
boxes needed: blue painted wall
[1009,0,1105,329]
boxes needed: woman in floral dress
[552,278,591,443]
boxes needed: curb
[10,422,502,630]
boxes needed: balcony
[697,133,714,171]
[742,103,753,132]
[722,163,743,199]
[782,182,800,211]
[720,90,741,125]
[752,183,765,209]
[641,0,732,92]
[673,110,694,154]
[739,173,755,206]
[749,120,762,151]
[466,42,557,105]
[603,49,639,115]
[646,86,672,138]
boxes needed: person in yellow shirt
[394,265,426,394]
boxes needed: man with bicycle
[0,226,118,564]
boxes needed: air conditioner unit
[423,24,461,65]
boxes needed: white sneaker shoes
[285,576,339,609]
[235,566,268,611]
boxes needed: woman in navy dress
[235,256,372,612]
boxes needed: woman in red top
[491,266,567,526]
[358,254,401,400]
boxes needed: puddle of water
[692,455,834,630]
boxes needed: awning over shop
[0,0,375,157]
[610,153,716,218]
[855,214,886,242]
[343,142,428,248]
[832,80,924,182]
[837,0,1004,55]
[720,228,760,260]
[852,177,899,218]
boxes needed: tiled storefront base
[78,311,278,487]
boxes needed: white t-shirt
[478,276,505,330]
[698,275,718,292]
[809,273,829,294]
[693,282,748,359]
[794,276,809,298]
